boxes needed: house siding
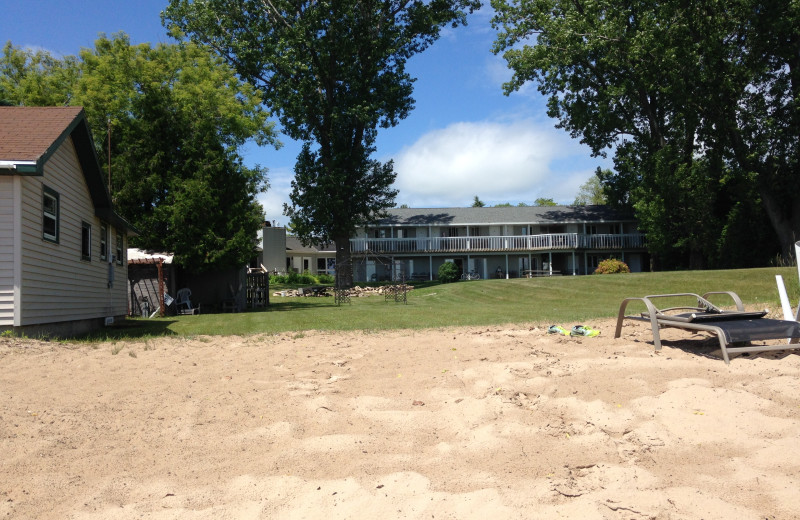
[18,137,128,326]
[0,176,17,325]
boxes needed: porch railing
[350,233,646,254]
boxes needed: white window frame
[81,221,92,261]
[99,222,108,261]
[42,186,59,243]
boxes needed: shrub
[269,273,288,284]
[438,261,460,283]
[269,271,334,285]
[298,271,317,285]
[316,273,335,284]
[594,258,631,274]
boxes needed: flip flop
[548,325,568,335]
[570,325,600,337]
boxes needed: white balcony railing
[350,233,646,254]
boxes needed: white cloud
[256,120,607,218]
[390,119,601,207]
[257,166,294,227]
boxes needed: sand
[2,318,800,519]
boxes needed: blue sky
[3,0,609,225]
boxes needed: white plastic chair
[175,288,198,314]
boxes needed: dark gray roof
[286,236,336,254]
[374,205,634,227]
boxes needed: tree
[573,174,607,206]
[534,198,557,207]
[0,42,79,106]
[492,0,794,268]
[1,36,279,273]
[472,196,486,207]
[163,0,480,287]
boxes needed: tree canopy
[163,0,480,286]
[492,0,798,268]
[534,197,557,207]
[1,35,279,272]
[573,175,607,206]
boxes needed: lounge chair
[614,291,800,364]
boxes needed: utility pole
[107,118,112,197]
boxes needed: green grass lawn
[88,266,800,340]
[81,267,800,339]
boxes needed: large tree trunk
[334,233,354,288]
[758,185,800,260]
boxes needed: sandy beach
[2,318,799,519]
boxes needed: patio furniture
[175,288,200,315]
[614,291,800,364]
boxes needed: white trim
[0,160,36,169]
[13,176,22,326]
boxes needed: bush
[594,258,631,274]
[269,273,288,284]
[317,273,335,284]
[270,271,334,285]
[438,261,460,283]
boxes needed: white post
[796,240,800,282]
[776,275,793,321]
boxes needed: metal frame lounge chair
[614,291,800,364]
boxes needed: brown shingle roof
[0,106,84,163]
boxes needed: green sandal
[570,325,600,337]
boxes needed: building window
[610,223,623,234]
[81,222,92,261]
[99,222,108,261]
[586,225,598,235]
[116,232,123,265]
[42,187,59,243]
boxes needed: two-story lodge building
[349,205,647,282]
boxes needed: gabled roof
[0,106,134,233]
[286,236,336,254]
[374,205,635,227]
[0,106,84,173]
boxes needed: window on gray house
[42,186,59,243]
[100,222,108,261]
[81,222,92,261]
[116,231,123,265]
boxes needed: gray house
[0,107,134,336]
